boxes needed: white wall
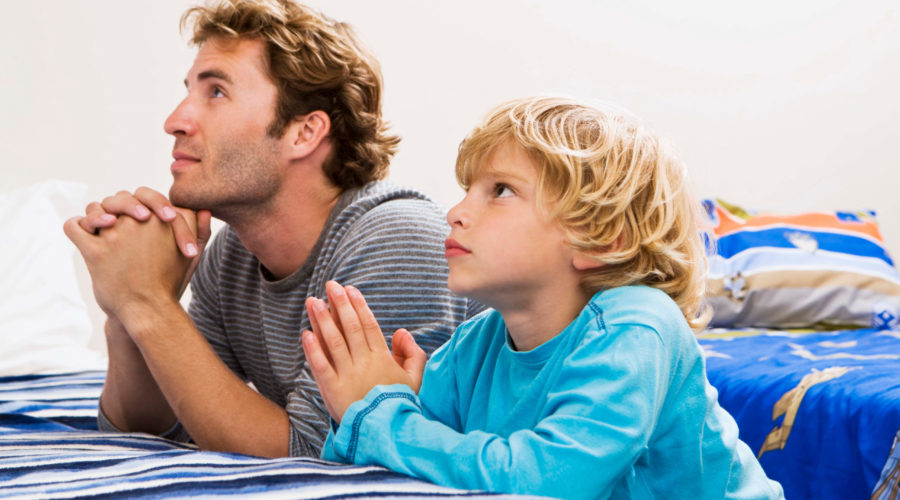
[3,1,899,323]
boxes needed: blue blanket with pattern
[699,328,900,500]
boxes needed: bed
[699,327,900,500]
[699,199,900,500]
[0,371,533,499]
[2,183,899,499]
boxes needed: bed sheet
[699,328,900,500]
[0,371,537,499]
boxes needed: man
[64,0,476,458]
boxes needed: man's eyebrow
[183,69,233,88]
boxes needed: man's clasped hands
[64,187,425,424]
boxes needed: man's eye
[494,183,514,198]
[212,87,225,98]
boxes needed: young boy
[301,97,784,499]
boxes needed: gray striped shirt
[187,181,478,456]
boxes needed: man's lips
[444,238,471,258]
[170,151,200,172]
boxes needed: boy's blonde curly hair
[181,0,399,190]
[456,97,710,330]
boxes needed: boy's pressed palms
[302,280,427,424]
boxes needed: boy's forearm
[328,384,618,499]
[117,299,292,458]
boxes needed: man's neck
[226,177,343,281]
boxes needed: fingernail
[313,299,327,312]
[162,206,176,220]
[100,214,116,224]
[346,286,360,299]
[331,284,345,297]
[135,206,151,218]
[185,243,198,257]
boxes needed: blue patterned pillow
[703,199,900,329]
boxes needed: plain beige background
[3,0,899,347]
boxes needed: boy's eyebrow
[481,167,528,184]
[183,69,233,88]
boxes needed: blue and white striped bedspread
[0,371,523,499]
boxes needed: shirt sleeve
[322,324,672,499]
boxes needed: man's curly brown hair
[182,0,400,190]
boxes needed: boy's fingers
[326,281,368,356]
[392,329,427,392]
[308,298,352,373]
[305,297,332,366]
[317,285,342,334]
[346,285,388,353]
[302,330,336,381]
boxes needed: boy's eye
[493,183,514,198]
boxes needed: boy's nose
[446,199,470,228]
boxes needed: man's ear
[285,110,331,160]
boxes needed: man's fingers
[101,192,153,221]
[196,210,212,249]
[326,281,368,356]
[79,202,117,234]
[346,285,388,353]
[134,186,179,222]
[169,212,200,258]
[63,217,96,256]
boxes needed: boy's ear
[284,110,331,160]
[572,234,624,271]
[572,251,605,271]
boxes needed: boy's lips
[444,238,471,258]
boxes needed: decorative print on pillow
[703,199,900,330]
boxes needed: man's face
[164,37,284,217]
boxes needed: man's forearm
[101,317,178,435]
[118,297,291,458]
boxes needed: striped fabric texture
[702,199,900,329]
[0,371,530,499]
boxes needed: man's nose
[163,98,197,136]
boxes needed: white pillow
[0,180,106,375]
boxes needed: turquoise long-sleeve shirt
[322,286,784,499]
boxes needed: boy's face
[445,141,580,309]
